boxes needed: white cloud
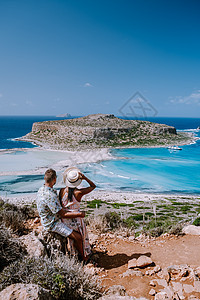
[83,82,93,87]
[169,91,200,106]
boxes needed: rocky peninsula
[18,114,193,150]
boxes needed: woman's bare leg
[68,230,86,261]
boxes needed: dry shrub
[86,211,129,234]
[0,210,28,235]
[86,214,108,233]
[0,255,102,300]
[142,220,184,237]
[0,199,37,235]
[0,225,26,271]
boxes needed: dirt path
[93,234,200,299]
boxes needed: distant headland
[56,113,71,118]
[18,114,194,150]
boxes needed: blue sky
[0,0,200,117]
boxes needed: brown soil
[29,219,200,298]
[92,233,200,299]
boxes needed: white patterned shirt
[37,185,62,230]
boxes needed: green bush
[142,219,184,237]
[0,256,102,299]
[193,217,200,226]
[123,216,138,228]
[104,211,122,229]
[86,199,104,208]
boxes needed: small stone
[195,266,200,278]
[33,217,40,224]
[149,289,156,296]
[179,269,189,277]
[148,270,155,276]
[128,258,137,269]
[182,225,200,235]
[155,279,168,288]
[137,255,152,268]
[149,280,156,287]
[128,236,135,241]
[153,265,161,273]
[145,270,150,276]
[167,265,180,275]
[157,268,170,283]
[155,291,168,300]
[106,285,127,296]
[117,235,123,239]
[121,269,143,277]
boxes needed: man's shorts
[51,220,73,237]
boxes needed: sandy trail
[94,234,200,298]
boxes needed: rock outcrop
[0,283,53,300]
[17,114,190,150]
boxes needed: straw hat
[63,167,82,188]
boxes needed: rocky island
[18,114,193,150]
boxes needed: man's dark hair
[44,169,57,183]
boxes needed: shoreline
[2,190,200,207]
[0,130,198,177]
[0,130,199,198]
[15,129,198,151]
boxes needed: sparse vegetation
[0,256,102,299]
[18,114,193,150]
[193,217,200,226]
[1,195,200,298]
[0,225,26,271]
[0,199,37,235]
[85,198,200,237]
[142,219,184,237]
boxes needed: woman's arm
[74,172,96,201]
[58,208,85,218]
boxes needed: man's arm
[58,208,85,219]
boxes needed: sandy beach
[0,147,114,176]
[0,128,199,203]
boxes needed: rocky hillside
[19,114,192,150]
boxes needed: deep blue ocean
[0,116,200,150]
[0,116,79,149]
[0,116,200,195]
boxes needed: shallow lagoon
[0,130,199,196]
[81,131,200,195]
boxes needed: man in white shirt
[37,168,86,261]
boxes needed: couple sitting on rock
[37,167,96,263]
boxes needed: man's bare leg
[68,230,86,261]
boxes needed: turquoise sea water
[80,134,200,194]
[0,116,200,195]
